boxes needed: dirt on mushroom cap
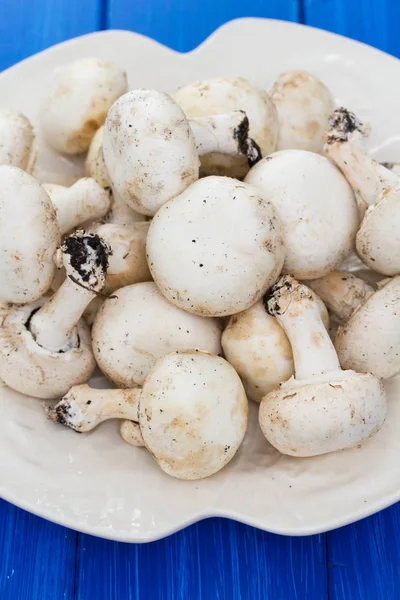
[139,352,248,480]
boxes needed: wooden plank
[76,518,327,600]
[0,0,103,71]
[303,0,400,57]
[107,0,300,52]
[0,499,76,600]
[327,504,400,600]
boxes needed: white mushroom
[324,108,386,207]
[105,193,148,226]
[120,419,145,447]
[306,271,374,323]
[245,149,359,279]
[259,276,387,457]
[85,126,145,225]
[146,176,285,317]
[0,230,111,398]
[83,296,105,327]
[92,222,151,293]
[92,281,222,388]
[47,351,248,480]
[84,126,111,189]
[43,178,111,234]
[41,58,127,154]
[0,166,60,303]
[173,76,278,178]
[0,110,35,171]
[335,276,400,379]
[222,293,329,403]
[103,89,262,216]
[52,221,151,325]
[324,108,400,275]
[270,71,334,153]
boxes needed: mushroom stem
[189,111,262,166]
[45,178,111,234]
[46,384,141,432]
[306,271,374,323]
[30,277,96,352]
[266,276,340,380]
[323,108,398,206]
[29,231,110,353]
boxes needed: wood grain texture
[107,0,300,52]
[76,519,327,600]
[0,0,103,71]
[303,0,400,57]
[327,503,400,600]
[0,499,76,600]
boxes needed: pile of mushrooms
[1,58,395,481]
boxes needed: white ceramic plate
[1,18,400,542]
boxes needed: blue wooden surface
[1,0,400,598]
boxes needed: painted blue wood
[303,0,400,58]
[76,519,327,600]
[107,0,300,52]
[0,499,76,600]
[0,0,103,71]
[327,504,400,600]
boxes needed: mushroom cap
[147,176,285,317]
[0,166,60,303]
[103,89,199,216]
[306,271,374,323]
[356,188,400,275]
[41,58,127,154]
[92,281,222,387]
[259,371,386,457]
[85,125,111,188]
[0,298,96,399]
[0,110,35,171]
[222,294,329,402]
[245,150,359,279]
[94,222,151,293]
[172,76,278,178]
[139,351,248,480]
[120,420,145,447]
[222,301,294,402]
[85,126,146,224]
[335,276,400,379]
[270,71,334,153]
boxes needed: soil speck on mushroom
[325,107,364,144]
[62,231,111,287]
[233,113,262,167]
